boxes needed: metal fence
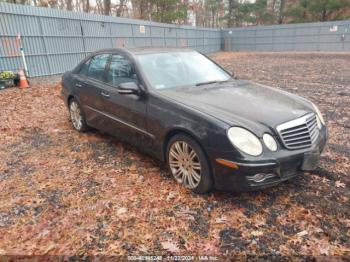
[0,2,221,77]
[1,2,350,77]
[223,20,350,52]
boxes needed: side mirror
[117,82,140,95]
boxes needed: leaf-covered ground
[0,52,349,260]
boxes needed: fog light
[247,173,276,183]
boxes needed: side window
[107,54,137,86]
[86,54,110,81]
[79,59,90,76]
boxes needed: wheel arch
[67,95,74,106]
[67,94,83,109]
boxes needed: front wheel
[166,134,213,194]
[69,98,88,132]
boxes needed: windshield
[136,51,231,89]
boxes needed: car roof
[94,47,196,56]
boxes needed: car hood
[156,80,314,136]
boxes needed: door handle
[76,83,82,88]
[101,92,110,98]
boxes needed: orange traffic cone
[18,70,29,89]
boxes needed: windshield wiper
[196,81,218,86]
[195,80,230,87]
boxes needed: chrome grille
[276,113,319,150]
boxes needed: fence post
[293,26,297,51]
[175,26,178,48]
[79,20,87,57]
[272,28,275,51]
[317,25,321,51]
[108,22,114,48]
[202,29,205,53]
[131,24,136,48]
[254,29,257,51]
[38,16,52,76]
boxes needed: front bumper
[210,126,328,192]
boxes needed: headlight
[227,127,263,156]
[263,133,278,151]
[311,102,325,126]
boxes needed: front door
[99,53,151,146]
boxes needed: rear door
[99,53,151,145]
[74,53,111,128]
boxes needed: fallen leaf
[296,230,308,237]
[161,240,180,253]
[335,181,346,188]
[251,230,264,237]
[215,216,228,224]
[340,219,350,228]
[166,192,177,201]
[116,207,127,215]
[318,241,330,255]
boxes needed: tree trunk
[66,0,73,10]
[131,0,141,19]
[278,0,285,24]
[227,0,235,28]
[131,0,151,20]
[103,0,111,15]
[321,9,327,21]
[83,0,90,12]
[116,0,125,17]
[212,9,215,27]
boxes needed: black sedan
[61,48,327,193]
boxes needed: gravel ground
[0,52,349,260]
[28,74,62,85]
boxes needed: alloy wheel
[168,141,201,189]
[70,101,82,130]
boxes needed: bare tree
[82,0,90,12]
[37,0,49,7]
[116,0,127,16]
[131,0,152,20]
[66,0,73,10]
[277,0,285,24]
[103,0,111,15]
[48,0,58,8]
[95,0,103,14]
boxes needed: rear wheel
[166,134,213,194]
[69,98,88,132]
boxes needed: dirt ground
[0,52,349,260]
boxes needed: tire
[166,134,213,194]
[69,98,88,132]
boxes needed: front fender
[147,92,231,161]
